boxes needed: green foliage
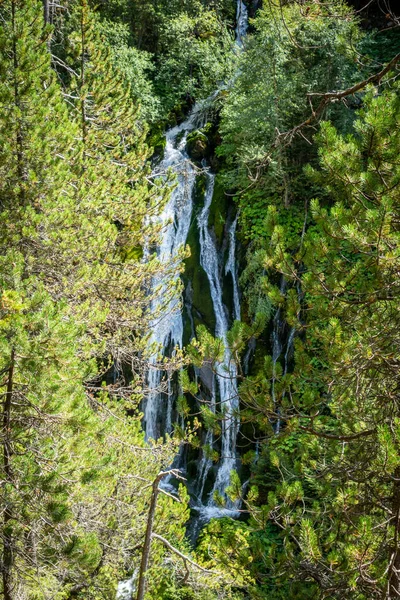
[0,0,195,596]
[197,518,253,587]
[3,0,400,598]
[92,0,236,120]
[98,20,161,122]
[218,0,360,239]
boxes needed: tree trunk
[2,349,15,600]
[43,0,49,24]
[11,0,26,200]
[388,466,400,598]
[135,472,164,600]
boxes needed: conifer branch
[253,51,400,179]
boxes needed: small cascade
[225,216,241,321]
[235,0,248,47]
[283,327,296,376]
[117,571,137,599]
[281,280,302,393]
[243,337,256,376]
[197,174,240,510]
[195,380,216,501]
[270,277,287,435]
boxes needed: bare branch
[279,52,400,146]
[152,533,220,574]
[298,425,375,441]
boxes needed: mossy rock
[175,130,186,146]
[186,130,209,162]
[182,292,195,348]
[167,97,194,128]
[181,182,216,335]
[222,258,234,325]
[193,173,207,207]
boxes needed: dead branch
[252,52,400,181]
[278,52,400,146]
[152,533,219,574]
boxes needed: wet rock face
[247,0,261,19]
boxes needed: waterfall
[195,3,247,507]
[235,0,248,47]
[119,3,248,597]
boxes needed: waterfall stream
[118,3,254,597]
[119,4,250,596]
[236,0,248,47]
[270,277,286,435]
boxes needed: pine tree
[0,253,97,597]
[0,1,192,597]
[243,82,400,599]
[63,0,178,376]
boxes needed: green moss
[183,218,216,335]
[222,254,234,322]
[194,173,207,207]
[175,130,186,146]
[182,303,194,348]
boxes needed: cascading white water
[195,380,216,501]
[119,3,248,597]
[270,277,287,435]
[235,0,248,48]
[194,2,247,507]
[117,571,137,600]
[196,174,240,510]
[144,0,248,499]
[143,113,199,440]
[225,216,241,322]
